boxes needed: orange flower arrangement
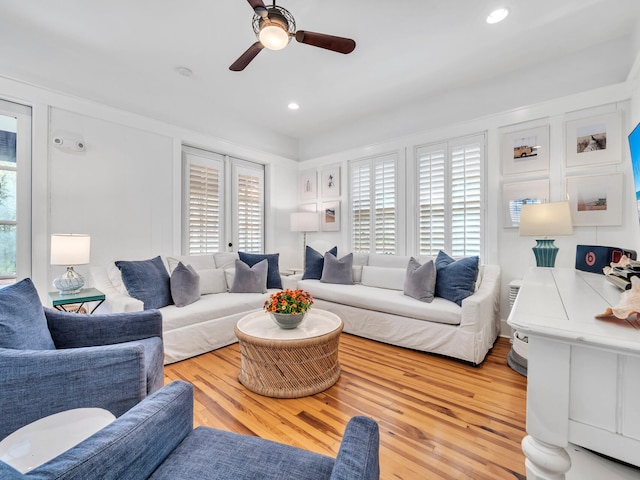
[263,289,314,315]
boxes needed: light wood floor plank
[164,334,527,479]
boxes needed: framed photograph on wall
[321,201,340,231]
[321,165,341,198]
[501,125,549,176]
[565,173,623,226]
[299,169,317,201]
[565,111,621,168]
[502,179,550,228]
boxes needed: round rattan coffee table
[234,309,343,398]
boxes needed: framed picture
[565,111,621,168]
[565,173,623,226]
[321,165,341,198]
[321,201,340,231]
[502,125,549,176]
[502,179,549,228]
[299,169,317,201]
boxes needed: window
[350,153,397,254]
[182,146,264,255]
[0,100,31,285]
[415,134,484,257]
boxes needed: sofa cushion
[404,257,436,303]
[352,253,369,284]
[0,278,55,350]
[167,255,226,295]
[361,266,405,291]
[170,262,201,308]
[302,246,337,280]
[321,253,354,285]
[230,259,268,294]
[435,251,479,306]
[115,256,173,310]
[238,252,282,290]
[213,252,239,270]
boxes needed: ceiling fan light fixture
[259,23,290,50]
[487,8,509,24]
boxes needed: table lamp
[290,212,319,267]
[519,201,573,267]
[51,234,91,294]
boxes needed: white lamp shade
[290,212,319,232]
[51,234,91,265]
[519,201,573,237]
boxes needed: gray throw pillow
[230,259,268,293]
[320,252,354,285]
[170,262,201,308]
[0,278,55,350]
[404,257,436,303]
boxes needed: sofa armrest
[46,308,162,349]
[330,416,380,480]
[460,264,501,331]
[27,381,194,480]
[0,344,148,440]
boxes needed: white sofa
[92,252,500,366]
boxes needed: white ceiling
[1,0,639,159]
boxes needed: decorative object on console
[519,201,573,267]
[50,234,91,295]
[575,244,637,275]
[290,212,320,268]
[302,245,337,280]
[263,288,314,329]
[597,276,640,319]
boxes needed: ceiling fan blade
[295,31,356,54]
[229,42,264,71]
[247,0,268,16]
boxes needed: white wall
[298,82,640,335]
[0,76,300,300]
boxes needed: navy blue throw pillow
[238,252,282,289]
[434,251,479,306]
[0,278,55,350]
[116,256,173,310]
[302,246,338,280]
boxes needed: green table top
[49,288,105,305]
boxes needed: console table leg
[522,435,571,480]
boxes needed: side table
[49,288,106,314]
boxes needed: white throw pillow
[360,266,405,291]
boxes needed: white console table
[508,268,640,480]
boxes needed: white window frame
[231,158,264,253]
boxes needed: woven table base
[235,323,342,398]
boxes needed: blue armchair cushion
[170,262,200,308]
[321,253,354,285]
[303,246,338,280]
[116,256,173,310]
[434,251,479,306]
[238,252,282,289]
[230,259,268,293]
[0,278,55,350]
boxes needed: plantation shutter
[232,160,264,253]
[416,134,483,257]
[350,153,396,253]
[183,149,224,254]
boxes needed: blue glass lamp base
[53,267,86,295]
[532,239,559,268]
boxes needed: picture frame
[321,201,340,232]
[501,125,550,176]
[299,169,317,201]
[565,111,621,168]
[565,173,623,226]
[502,179,550,228]
[321,165,341,198]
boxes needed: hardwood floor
[164,335,527,479]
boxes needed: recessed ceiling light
[175,66,193,77]
[487,8,509,24]
[288,102,300,110]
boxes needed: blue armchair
[0,381,380,479]
[0,279,164,440]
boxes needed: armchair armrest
[46,308,162,349]
[330,416,380,480]
[27,381,194,480]
[0,344,147,440]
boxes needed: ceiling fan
[229,0,356,71]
